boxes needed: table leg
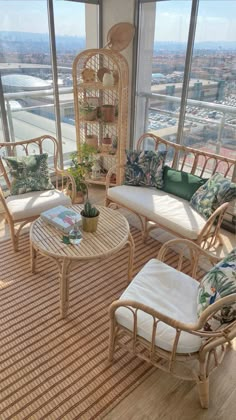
[60,258,72,319]
[127,233,135,282]
[30,244,37,274]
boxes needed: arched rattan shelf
[72,48,129,185]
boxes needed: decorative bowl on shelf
[81,68,96,83]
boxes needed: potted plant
[101,104,116,122]
[85,134,98,149]
[80,200,100,232]
[79,102,97,121]
[68,144,96,203]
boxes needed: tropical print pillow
[190,172,236,219]
[197,248,236,331]
[3,153,54,195]
[124,150,167,189]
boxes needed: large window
[0,0,99,165]
[134,0,236,164]
[183,0,236,162]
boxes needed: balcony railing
[138,91,236,157]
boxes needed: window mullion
[176,0,199,147]
[0,74,11,143]
[47,0,63,169]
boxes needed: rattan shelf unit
[72,48,129,185]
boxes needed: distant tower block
[217,80,225,101]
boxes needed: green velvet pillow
[3,153,54,195]
[162,166,207,201]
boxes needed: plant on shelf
[79,101,97,121]
[80,200,100,232]
[68,143,97,203]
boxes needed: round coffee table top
[30,205,130,261]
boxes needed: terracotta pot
[80,211,100,233]
[102,136,112,145]
[74,191,85,204]
[101,105,115,123]
[85,135,98,149]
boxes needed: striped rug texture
[0,227,190,420]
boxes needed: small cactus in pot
[81,200,100,232]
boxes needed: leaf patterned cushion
[3,153,54,195]
[197,248,236,330]
[124,150,167,189]
[190,172,236,219]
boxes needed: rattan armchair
[108,239,236,408]
[0,135,76,251]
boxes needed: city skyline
[1,0,236,42]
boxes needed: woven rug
[0,227,190,420]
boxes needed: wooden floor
[0,185,236,420]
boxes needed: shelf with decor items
[72,48,129,186]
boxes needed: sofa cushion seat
[6,189,71,220]
[116,259,202,353]
[107,185,207,240]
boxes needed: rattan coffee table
[30,205,134,318]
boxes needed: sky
[0,0,236,42]
[0,0,86,37]
[155,1,236,42]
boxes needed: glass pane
[53,0,99,161]
[134,0,191,145]
[0,1,56,148]
[183,0,236,175]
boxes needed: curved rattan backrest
[136,133,236,180]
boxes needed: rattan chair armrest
[110,296,236,343]
[198,293,236,326]
[198,202,229,245]
[157,238,220,279]
[105,164,125,191]
[109,299,199,333]
[55,168,77,203]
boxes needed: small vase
[102,72,114,87]
[81,211,100,233]
[69,223,82,245]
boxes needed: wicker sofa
[105,134,236,249]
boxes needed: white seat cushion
[116,259,202,353]
[107,186,207,240]
[6,189,71,220]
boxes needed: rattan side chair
[0,135,76,251]
[108,239,236,408]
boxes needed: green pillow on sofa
[3,153,54,195]
[162,166,207,201]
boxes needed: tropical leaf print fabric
[190,172,236,219]
[124,150,167,188]
[197,248,236,330]
[4,153,54,195]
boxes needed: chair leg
[9,221,19,252]
[197,377,209,408]
[108,319,116,362]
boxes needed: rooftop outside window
[0,0,99,165]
